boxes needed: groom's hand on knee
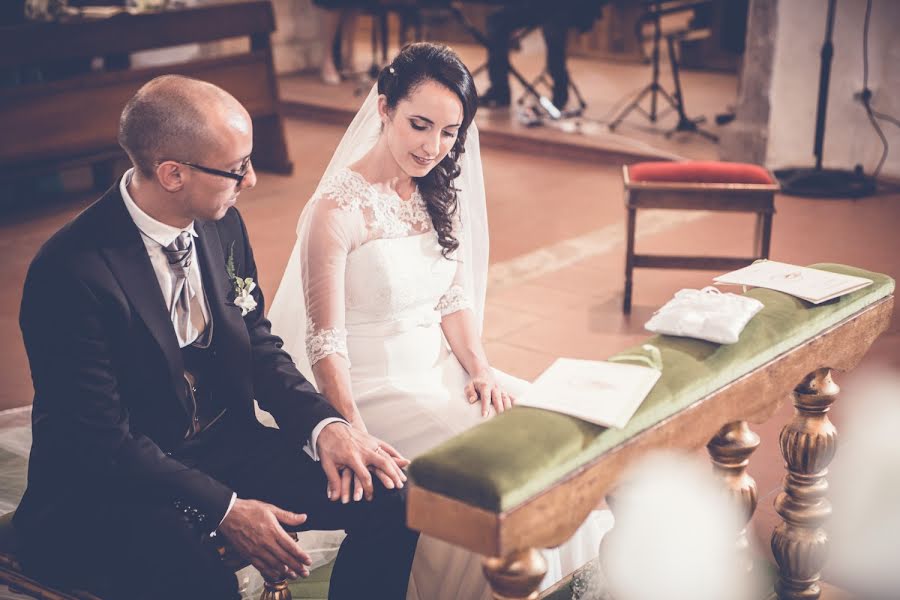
[218,498,312,581]
[317,423,409,503]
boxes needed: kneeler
[406,264,894,600]
[0,511,332,600]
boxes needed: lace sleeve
[305,320,349,367]
[436,283,471,316]
[301,191,366,368]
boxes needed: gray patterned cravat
[163,232,206,345]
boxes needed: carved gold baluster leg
[482,549,548,600]
[771,368,838,600]
[259,531,297,600]
[259,578,291,600]
[217,542,293,600]
[707,420,761,569]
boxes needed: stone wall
[722,0,900,179]
[269,0,328,75]
[767,0,900,178]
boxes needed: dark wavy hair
[377,42,477,258]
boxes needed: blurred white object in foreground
[598,451,760,600]
[829,367,900,598]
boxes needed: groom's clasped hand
[218,499,312,582]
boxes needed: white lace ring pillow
[644,287,764,344]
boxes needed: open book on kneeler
[714,260,872,304]
[517,358,661,429]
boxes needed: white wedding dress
[272,167,612,600]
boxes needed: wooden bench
[0,0,291,189]
[407,264,894,600]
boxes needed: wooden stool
[622,161,779,313]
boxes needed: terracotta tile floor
[2,88,898,595]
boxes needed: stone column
[269,0,328,75]
[718,0,779,165]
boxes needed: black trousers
[21,422,419,600]
[486,5,570,98]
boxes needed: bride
[268,42,611,599]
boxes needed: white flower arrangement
[226,243,257,316]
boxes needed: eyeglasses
[167,156,252,187]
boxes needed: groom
[16,75,418,599]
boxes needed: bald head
[118,75,249,178]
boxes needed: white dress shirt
[120,169,345,527]
[121,170,210,347]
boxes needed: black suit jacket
[16,182,340,536]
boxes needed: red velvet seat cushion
[628,161,774,185]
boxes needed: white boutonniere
[226,243,257,316]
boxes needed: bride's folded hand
[465,370,515,418]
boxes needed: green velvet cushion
[409,264,895,512]
[289,559,333,599]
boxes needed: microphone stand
[775,0,876,198]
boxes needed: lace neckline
[342,167,422,204]
[320,167,432,239]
